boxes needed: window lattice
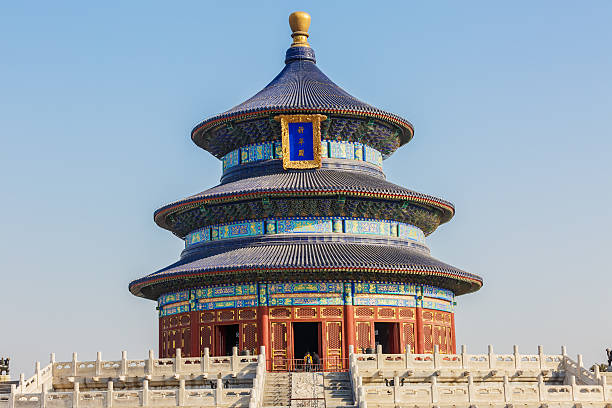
[180,314,191,326]
[296,308,317,318]
[422,311,434,321]
[321,307,342,318]
[239,309,256,321]
[270,308,291,319]
[377,307,395,318]
[399,308,415,320]
[355,307,374,318]
[218,309,235,321]
[200,311,215,323]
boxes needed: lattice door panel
[241,323,258,353]
[271,322,287,370]
[401,322,415,353]
[326,321,343,370]
[181,327,191,356]
[423,324,433,353]
[356,321,372,352]
[200,325,213,356]
[445,326,453,353]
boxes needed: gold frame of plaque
[275,114,327,170]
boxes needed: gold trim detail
[275,114,327,170]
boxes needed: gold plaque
[275,114,327,170]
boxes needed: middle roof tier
[154,168,454,238]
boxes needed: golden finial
[289,11,311,48]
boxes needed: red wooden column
[450,312,457,354]
[415,307,425,354]
[258,306,270,365]
[190,311,200,357]
[158,317,164,357]
[343,282,355,355]
[344,304,356,352]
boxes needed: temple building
[128,11,483,369]
[3,12,610,408]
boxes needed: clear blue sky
[1,1,611,376]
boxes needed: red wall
[159,305,455,360]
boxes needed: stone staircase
[324,372,354,407]
[263,372,292,407]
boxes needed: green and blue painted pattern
[158,281,455,316]
[221,140,383,172]
[185,217,425,248]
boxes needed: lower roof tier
[154,168,455,237]
[129,235,482,300]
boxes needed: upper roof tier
[191,12,414,159]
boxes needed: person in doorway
[304,351,313,372]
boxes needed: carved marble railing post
[537,374,545,402]
[561,345,567,370]
[147,350,154,376]
[19,373,25,393]
[595,364,601,382]
[215,379,223,406]
[40,383,47,408]
[503,375,510,403]
[106,381,113,408]
[404,344,411,369]
[358,386,367,408]
[72,353,78,377]
[461,345,467,370]
[8,384,16,408]
[178,379,185,406]
[602,374,608,401]
[231,347,238,375]
[120,351,128,377]
[467,375,474,403]
[488,344,494,369]
[142,380,149,407]
[570,374,577,401]
[513,345,520,370]
[35,361,40,389]
[433,345,440,369]
[73,382,80,408]
[430,375,438,404]
[175,348,182,374]
[201,348,210,372]
[95,352,102,376]
[376,345,382,370]
[538,345,544,370]
[49,353,55,378]
[393,375,400,405]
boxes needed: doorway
[292,322,321,361]
[374,322,400,354]
[217,324,239,356]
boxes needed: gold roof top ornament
[289,11,311,48]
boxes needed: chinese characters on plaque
[275,114,327,169]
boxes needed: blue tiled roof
[129,236,482,299]
[153,169,455,232]
[191,47,413,154]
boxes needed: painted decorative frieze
[221,140,383,172]
[185,217,426,248]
